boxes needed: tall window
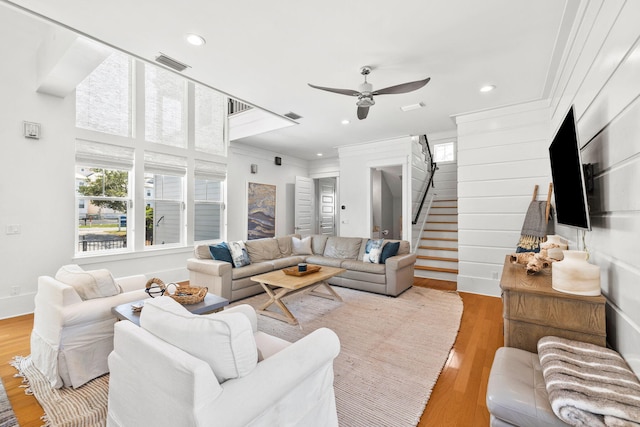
[194,179,224,241]
[145,65,187,148]
[75,140,134,255]
[195,84,226,155]
[433,141,455,162]
[76,52,132,137]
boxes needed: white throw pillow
[292,236,313,255]
[228,240,251,267]
[140,297,258,383]
[54,264,121,300]
[363,239,384,263]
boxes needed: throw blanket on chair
[538,336,640,427]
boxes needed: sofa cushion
[194,244,213,259]
[311,235,329,255]
[231,262,273,280]
[245,238,281,262]
[362,239,384,263]
[55,264,121,300]
[324,237,362,259]
[209,242,233,264]
[140,297,258,383]
[305,255,344,268]
[292,236,313,255]
[275,235,294,257]
[380,242,401,264]
[341,259,386,274]
[228,241,251,267]
[268,256,306,270]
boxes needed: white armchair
[107,298,340,427]
[30,271,148,388]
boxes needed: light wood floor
[0,278,503,427]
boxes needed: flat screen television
[548,105,591,230]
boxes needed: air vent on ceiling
[284,111,302,120]
[155,53,190,72]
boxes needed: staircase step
[415,265,459,274]
[429,221,458,224]
[417,255,458,263]
[419,246,458,251]
[424,228,457,232]
[421,237,458,242]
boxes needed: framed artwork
[247,182,276,240]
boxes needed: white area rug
[235,286,463,427]
[11,286,462,427]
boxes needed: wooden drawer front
[505,291,605,335]
[505,319,607,353]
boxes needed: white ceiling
[4,0,580,160]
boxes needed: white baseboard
[0,293,35,319]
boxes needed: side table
[112,293,229,327]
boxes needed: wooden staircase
[414,199,458,281]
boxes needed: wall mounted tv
[548,105,592,231]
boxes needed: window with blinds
[75,52,132,137]
[145,65,187,148]
[195,84,226,156]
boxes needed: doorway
[371,166,402,239]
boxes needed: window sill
[73,245,193,266]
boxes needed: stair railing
[412,134,437,225]
[412,192,436,254]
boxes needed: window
[195,84,226,155]
[76,52,132,137]
[74,48,227,256]
[145,65,187,148]
[433,141,455,162]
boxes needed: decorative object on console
[509,251,552,275]
[516,184,553,253]
[552,250,601,296]
[541,234,568,260]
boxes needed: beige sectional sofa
[187,234,417,302]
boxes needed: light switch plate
[23,121,41,139]
[5,224,21,235]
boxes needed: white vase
[542,235,568,260]
[551,250,601,296]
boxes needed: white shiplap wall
[455,101,552,296]
[549,0,640,373]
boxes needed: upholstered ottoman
[486,347,569,427]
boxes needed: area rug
[11,286,462,427]
[11,356,108,427]
[0,379,18,427]
[234,286,463,427]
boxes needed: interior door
[294,176,314,236]
[318,177,336,236]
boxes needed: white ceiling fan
[308,66,431,120]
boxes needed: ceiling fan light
[480,84,496,93]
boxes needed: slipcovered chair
[30,265,148,388]
[107,298,341,427]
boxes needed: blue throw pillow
[363,239,384,263]
[379,242,400,264]
[209,242,234,265]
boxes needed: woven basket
[166,283,208,305]
[145,277,167,297]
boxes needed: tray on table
[282,265,321,276]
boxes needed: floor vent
[155,53,189,72]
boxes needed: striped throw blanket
[538,336,640,427]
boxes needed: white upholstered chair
[107,298,341,427]
[30,268,148,388]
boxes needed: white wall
[547,0,640,372]
[226,144,309,241]
[338,137,413,239]
[455,101,551,296]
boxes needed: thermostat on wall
[23,121,41,139]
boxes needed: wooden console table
[500,255,606,353]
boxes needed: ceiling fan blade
[357,106,369,120]
[373,77,431,95]
[308,83,361,96]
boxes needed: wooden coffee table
[111,293,229,327]
[251,265,346,325]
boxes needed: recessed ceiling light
[186,33,206,46]
[317,153,323,157]
[341,119,350,125]
[480,85,496,93]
